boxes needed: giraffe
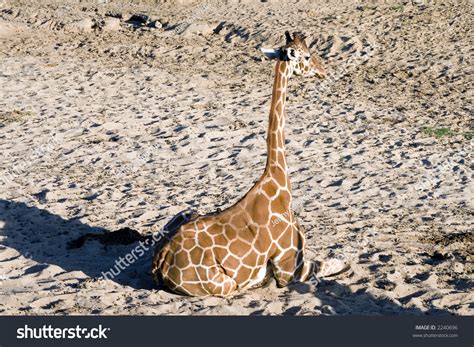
[152,32,349,296]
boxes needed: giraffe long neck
[229,60,294,215]
[264,60,292,176]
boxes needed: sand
[0,0,472,315]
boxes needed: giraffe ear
[285,47,298,61]
[260,47,282,60]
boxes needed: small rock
[68,18,94,33]
[148,20,162,29]
[62,148,74,155]
[103,17,121,31]
[181,21,216,37]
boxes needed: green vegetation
[422,127,473,140]
[422,127,455,138]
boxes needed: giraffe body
[152,32,345,296]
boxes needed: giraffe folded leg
[271,248,305,287]
[313,258,351,278]
[299,259,316,282]
[203,269,238,297]
[271,253,350,286]
[247,265,274,290]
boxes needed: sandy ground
[0,0,472,315]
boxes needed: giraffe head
[261,31,326,79]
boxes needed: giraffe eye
[304,56,310,61]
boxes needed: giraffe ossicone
[152,31,348,296]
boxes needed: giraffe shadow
[0,199,156,290]
[287,279,453,315]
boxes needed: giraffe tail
[153,208,199,253]
[162,208,199,234]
